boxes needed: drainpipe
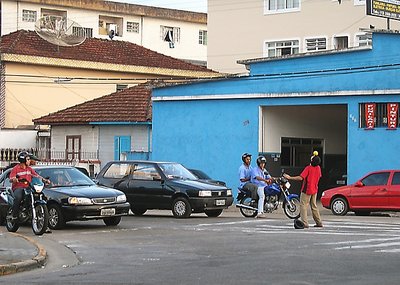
[147,124,151,160]
[140,15,144,46]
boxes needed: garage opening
[259,104,347,196]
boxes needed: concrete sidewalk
[0,230,47,276]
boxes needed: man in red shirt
[284,151,323,228]
[9,151,48,219]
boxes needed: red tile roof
[33,82,156,125]
[1,30,214,73]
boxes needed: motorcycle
[236,174,301,219]
[1,176,49,235]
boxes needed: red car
[321,170,400,216]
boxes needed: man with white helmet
[251,156,272,219]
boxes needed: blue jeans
[257,187,265,214]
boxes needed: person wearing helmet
[250,156,272,219]
[238,153,258,200]
[284,151,323,228]
[9,151,49,220]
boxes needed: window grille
[22,10,37,22]
[359,102,400,128]
[127,22,139,33]
[306,38,327,51]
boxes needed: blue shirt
[250,167,271,187]
[238,164,252,188]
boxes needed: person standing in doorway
[283,151,323,228]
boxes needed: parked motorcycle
[1,176,49,235]
[236,174,300,219]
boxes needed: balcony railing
[0,148,99,163]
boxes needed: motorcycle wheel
[32,204,49,236]
[283,197,300,219]
[239,197,257,218]
[5,207,19,232]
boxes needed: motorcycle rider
[238,153,258,200]
[251,156,272,219]
[283,151,323,228]
[9,151,49,220]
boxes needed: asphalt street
[1,206,400,284]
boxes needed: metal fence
[0,148,99,162]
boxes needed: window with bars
[359,103,400,128]
[127,21,139,33]
[199,30,207,45]
[281,137,323,167]
[265,40,299,57]
[22,10,37,22]
[305,38,326,51]
[72,27,93,38]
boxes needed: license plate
[216,199,225,206]
[101,208,116,216]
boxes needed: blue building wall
[152,32,400,193]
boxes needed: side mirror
[355,181,364,187]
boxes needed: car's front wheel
[48,204,66,229]
[103,216,121,226]
[172,197,191,218]
[204,209,223,217]
[331,197,349,216]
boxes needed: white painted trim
[152,89,400,102]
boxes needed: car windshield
[158,163,197,180]
[36,167,95,188]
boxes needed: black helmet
[311,156,321,167]
[17,151,30,163]
[28,152,40,161]
[256,156,266,166]
[294,219,305,229]
[241,153,252,162]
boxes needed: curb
[0,233,47,276]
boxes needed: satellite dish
[35,15,86,47]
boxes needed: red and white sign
[387,103,398,129]
[365,103,376,129]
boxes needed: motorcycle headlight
[68,197,93,205]
[227,190,232,196]
[116,194,126,203]
[33,184,44,193]
[285,182,291,189]
[199,190,212,197]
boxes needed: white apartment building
[0,0,208,65]
[208,0,400,74]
